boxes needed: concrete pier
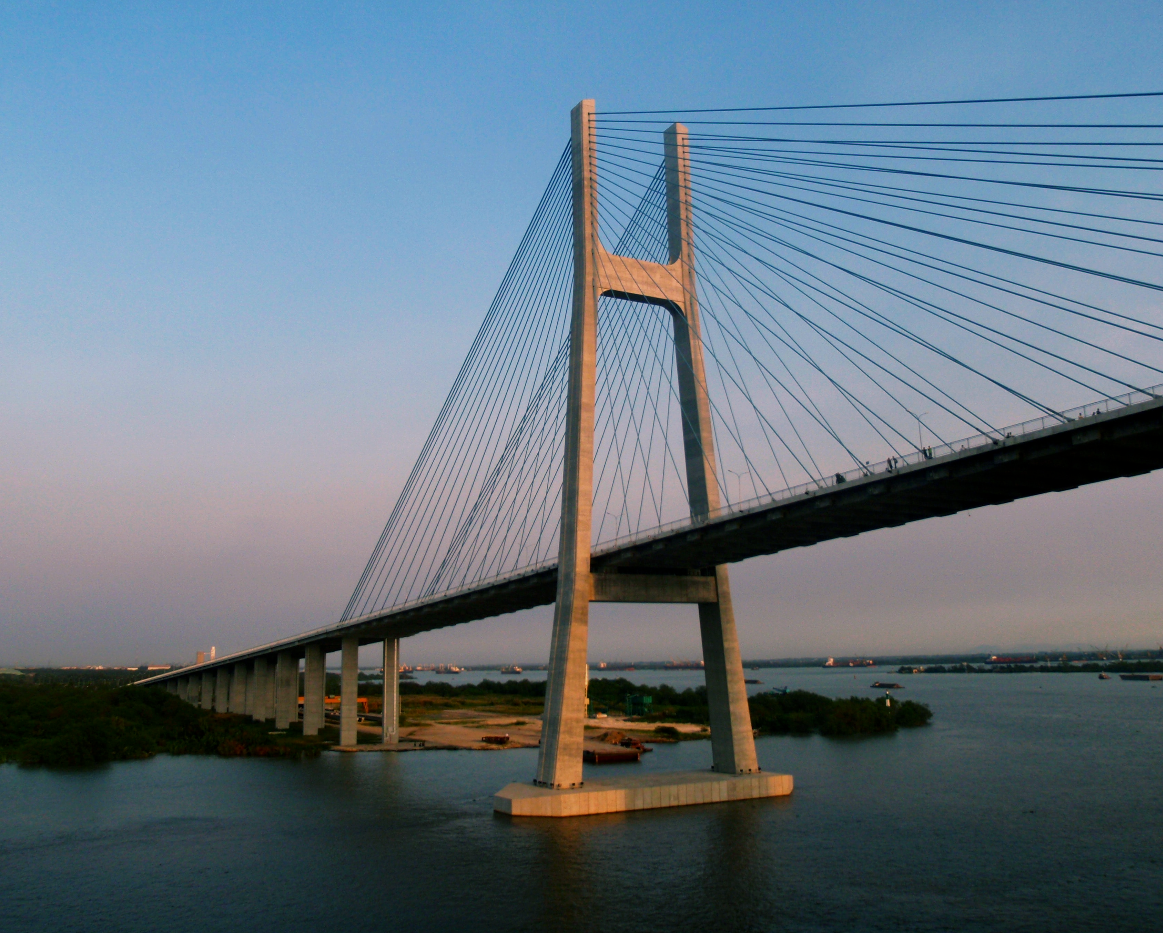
[382,638,400,744]
[303,644,325,736]
[177,677,188,702]
[200,672,214,710]
[214,667,230,713]
[252,656,272,722]
[340,636,359,747]
[229,662,247,714]
[244,663,255,717]
[495,771,792,818]
[274,650,297,729]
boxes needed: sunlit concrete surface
[494,770,792,818]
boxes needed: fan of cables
[343,91,1163,622]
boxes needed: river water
[2,668,1160,932]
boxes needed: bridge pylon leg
[535,100,600,790]
[663,121,759,775]
[201,671,214,711]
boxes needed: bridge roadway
[138,391,1163,687]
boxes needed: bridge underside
[137,395,1162,682]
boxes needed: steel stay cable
[597,137,1163,233]
[689,200,1050,425]
[659,152,1163,260]
[419,200,578,594]
[674,166,1163,379]
[344,149,571,617]
[362,164,574,609]
[689,185,1163,377]
[694,222,933,455]
[670,160,1163,339]
[695,226,925,457]
[599,157,918,465]
[597,135,1163,203]
[595,167,779,502]
[693,202,1117,415]
[595,90,1163,115]
[343,147,570,617]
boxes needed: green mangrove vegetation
[0,683,321,767]
[397,676,932,737]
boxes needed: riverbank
[1,679,932,766]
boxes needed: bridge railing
[590,382,1163,560]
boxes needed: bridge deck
[138,394,1163,685]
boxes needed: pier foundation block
[494,770,792,818]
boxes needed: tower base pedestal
[494,770,792,818]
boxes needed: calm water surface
[2,669,1160,933]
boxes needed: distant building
[196,651,206,664]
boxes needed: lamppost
[726,469,751,505]
[915,412,929,452]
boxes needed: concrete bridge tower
[495,100,791,815]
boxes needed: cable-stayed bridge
[140,92,1163,816]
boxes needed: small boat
[1098,672,1111,680]
[500,665,523,675]
[744,678,762,684]
[481,734,510,745]
[871,681,903,689]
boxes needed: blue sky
[3,2,1162,666]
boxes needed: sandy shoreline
[340,715,708,752]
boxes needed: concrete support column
[177,678,188,702]
[382,638,400,744]
[248,656,268,721]
[214,668,230,713]
[535,99,599,790]
[200,672,214,710]
[229,663,247,714]
[244,663,255,717]
[187,676,200,706]
[340,637,359,747]
[303,644,326,736]
[700,569,758,772]
[274,651,298,729]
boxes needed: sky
[3,1,1162,667]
